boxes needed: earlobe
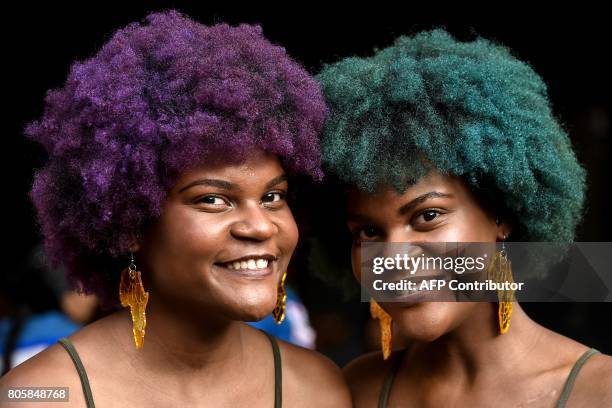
[129,234,142,253]
[494,218,511,241]
[497,226,511,241]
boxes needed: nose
[385,228,427,257]
[230,203,277,242]
[386,227,412,244]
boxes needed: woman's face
[139,150,298,322]
[346,170,509,341]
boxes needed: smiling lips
[215,254,277,276]
[228,258,270,270]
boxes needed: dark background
[5,3,611,363]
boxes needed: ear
[128,233,142,253]
[495,219,512,241]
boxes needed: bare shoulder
[344,349,390,385]
[568,351,612,406]
[1,313,126,407]
[0,340,85,407]
[539,327,612,404]
[276,339,351,407]
[1,341,78,386]
[343,350,400,408]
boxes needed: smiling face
[346,170,510,341]
[137,150,298,323]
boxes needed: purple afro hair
[26,10,327,306]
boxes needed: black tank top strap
[59,331,284,408]
[556,348,600,408]
[260,330,283,408]
[58,337,95,408]
[376,346,600,408]
[378,348,407,408]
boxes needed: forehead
[172,150,285,190]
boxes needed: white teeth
[224,258,272,270]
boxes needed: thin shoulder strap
[557,348,600,408]
[58,337,95,408]
[378,349,407,408]
[261,330,283,408]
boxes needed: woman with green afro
[317,30,612,407]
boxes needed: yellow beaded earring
[119,253,149,349]
[272,270,287,324]
[370,299,392,360]
[488,237,514,334]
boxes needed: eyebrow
[346,212,370,222]
[346,191,453,222]
[178,174,288,194]
[178,179,238,193]
[398,191,453,215]
[264,174,288,189]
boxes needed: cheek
[276,210,299,253]
[160,209,225,260]
[143,207,228,290]
[439,210,497,242]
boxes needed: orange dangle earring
[370,299,392,360]
[488,236,514,334]
[119,252,149,349]
[272,270,287,324]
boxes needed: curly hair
[26,10,327,306]
[316,29,586,243]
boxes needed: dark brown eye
[261,191,287,210]
[197,195,227,205]
[193,195,232,212]
[422,210,438,222]
[359,226,380,240]
[262,192,285,203]
[412,209,444,227]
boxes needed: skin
[1,150,351,407]
[343,170,612,407]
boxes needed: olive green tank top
[58,330,283,408]
[378,348,600,408]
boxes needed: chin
[239,309,273,322]
[396,320,447,342]
[225,291,277,322]
[389,302,456,342]
[234,302,276,322]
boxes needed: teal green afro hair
[316,29,586,242]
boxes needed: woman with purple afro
[1,11,351,407]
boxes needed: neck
[113,292,246,376]
[410,303,543,383]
